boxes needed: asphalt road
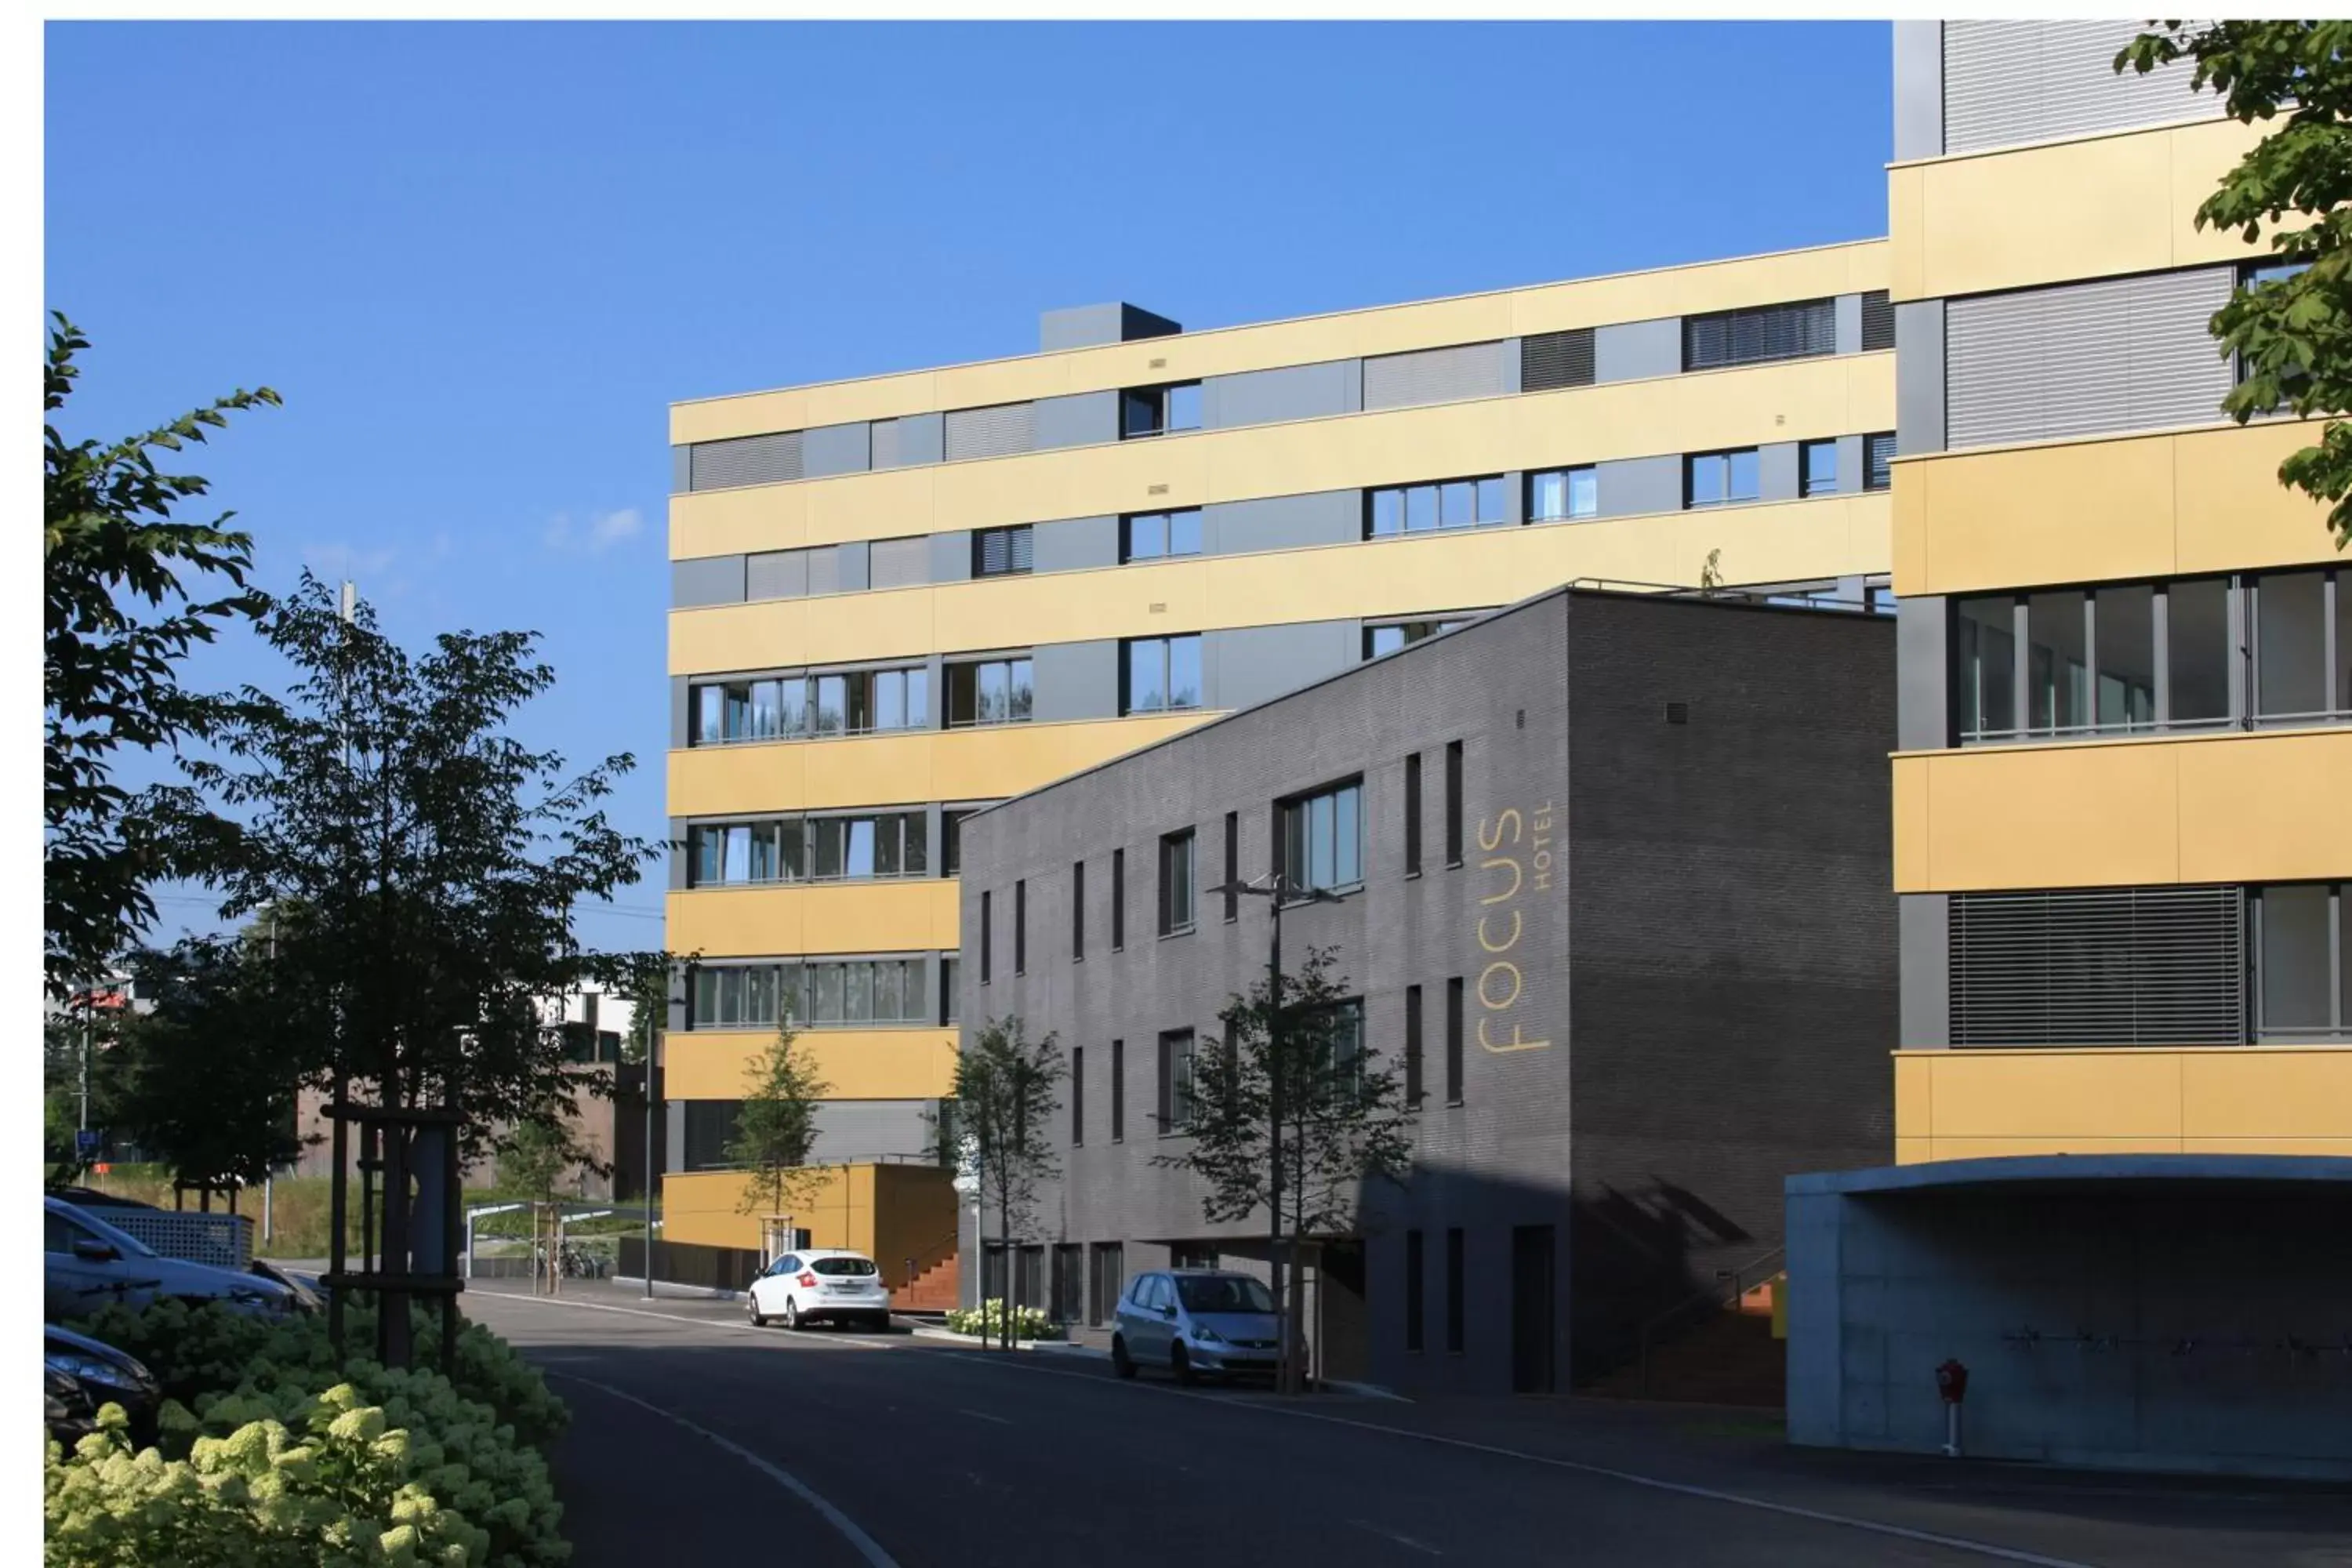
[463,1285,2352,1568]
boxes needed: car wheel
[1171,1342,1197,1388]
[747,1289,768,1329]
[1111,1335,1136,1380]
[866,1313,891,1333]
[783,1297,804,1330]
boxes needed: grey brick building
[956,584,1895,1396]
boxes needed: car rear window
[810,1257,877,1276]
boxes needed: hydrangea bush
[942,1298,1062,1341]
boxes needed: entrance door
[1510,1224,1555,1394]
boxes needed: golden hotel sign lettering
[1475,801,1555,1054]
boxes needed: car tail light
[798,1272,818,1288]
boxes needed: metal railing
[1636,1245,1785,1398]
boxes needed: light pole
[1208,871,1340,1396]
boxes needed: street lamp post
[1208,872,1340,1396]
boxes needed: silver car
[1110,1269,1281,1385]
[44,1198,297,1322]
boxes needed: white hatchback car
[746,1248,892,1331]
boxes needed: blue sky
[45,20,1891,955]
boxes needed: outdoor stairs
[896,1254,960,1312]
[1584,1281,1785,1409]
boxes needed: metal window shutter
[689,430,802,491]
[1944,22,2216,155]
[1362,341,1507,411]
[1949,270,2230,448]
[1682,301,1835,371]
[1521,329,1595,393]
[976,526,1033,575]
[868,535,927,590]
[1950,885,2245,1047]
[945,401,1036,461]
[1860,291,1895,352]
[869,417,902,470]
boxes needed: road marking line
[937,1355,2096,1568]
[1347,1517,1443,1556]
[956,1407,1014,1426]
[547,1370,902,1568]
[470,1291,886,1348]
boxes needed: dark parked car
[45,1325,161,1450]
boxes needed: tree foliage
[728,1025,833,1221]
[44,314,278,997]
[495,1118,583,1207]
[111,933,310,1194]
[189,574,663,1167]
[2121,23,2352,543]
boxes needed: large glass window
[2253,570,2335,724]
[1367,475,1507,538]
[1280,779,1363,898]
[1682,299,1835,371]
[1684,448,1759,509]
[1158,829,1196,936]
[1955,597,2018,740]
[1123,635,1203,714]
[689,667,923,745]
[1528,466,1598,523]
[1363,619,1470,660]
[1123,509,1203,562]
[947,656,1035,726]
[800,958,929,1027]
[2169,577,2234,726]
[1122,383,1203,439]
[2025,591,2089,735]
[1800,439,1839,497]
[2256,884,2339,1039]
[688,812,926,887]
[2094,584,2157,730]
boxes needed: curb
[912,1326,1101,1356]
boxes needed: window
[2238,263,2314,394]
[1159,829,1196,936]
[1955,573,2347,745]
[2254,884,2352,1041]
[1363,619,1469,660]
[1404,984,1425,1104]
[1051,1244,1084,1323]
[1527,466,1598,523]
[687,666,928,746]
[1864,432,1896,492]
[1367,475,1508,538]
[942,808,982,876]
[1800,439,1840,497]
[1111,848,1126,950]
[1684,448,1760,509]
[1444,741,1464,867]
[1403,1229,1426,1352]
[973,525,1034,578]
[1279,779,1363,898]
[1110,1039,1125,1141]
[1121,382,1202,439]
[1123,635,1203,714]
[1951,886,2246,1047]
[1123,509,1203,562]
[1443,1228,1465,1352]
[1072,860,1086,961]
[685,811,927,887]
[1682,299,1835,371]
[1321,998,1366,1089]
[1070,1046,1084,1145]
[1170,1243,1224,1273]
[868,535,928,590]
[681,1099,745,1171]
[979,891,992,985]
[1088,1243,1124,1327]
[688,959,930,1029]
[1222,812,1240,923]
[1860,289,1896,353]
[942,955,960,1025]
[1157,1029,1196,1131]
[1014,879,1026,975]
[947,656,1034,726]
[1444,976,1465,1104]
[1403,753,1423,876]
[1520,328,1595,392]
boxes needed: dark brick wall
[1561,593,1896,1380]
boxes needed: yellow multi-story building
[662,241,1902,1258]
[1883,20,2352,1160]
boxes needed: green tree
[44,314,278,997]
[111,934,309,1199]
[495,1116,583,1206]
[953,1018,1063,1350]
[2120,23,2352,543]
[728,1024,833,1227]
[1154,946,1414,1393]
[188,574,665,1363]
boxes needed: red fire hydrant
[1936,1359,1969,1457]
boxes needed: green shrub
[46,1391,492,1567]
[943,1298,1062,1341]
